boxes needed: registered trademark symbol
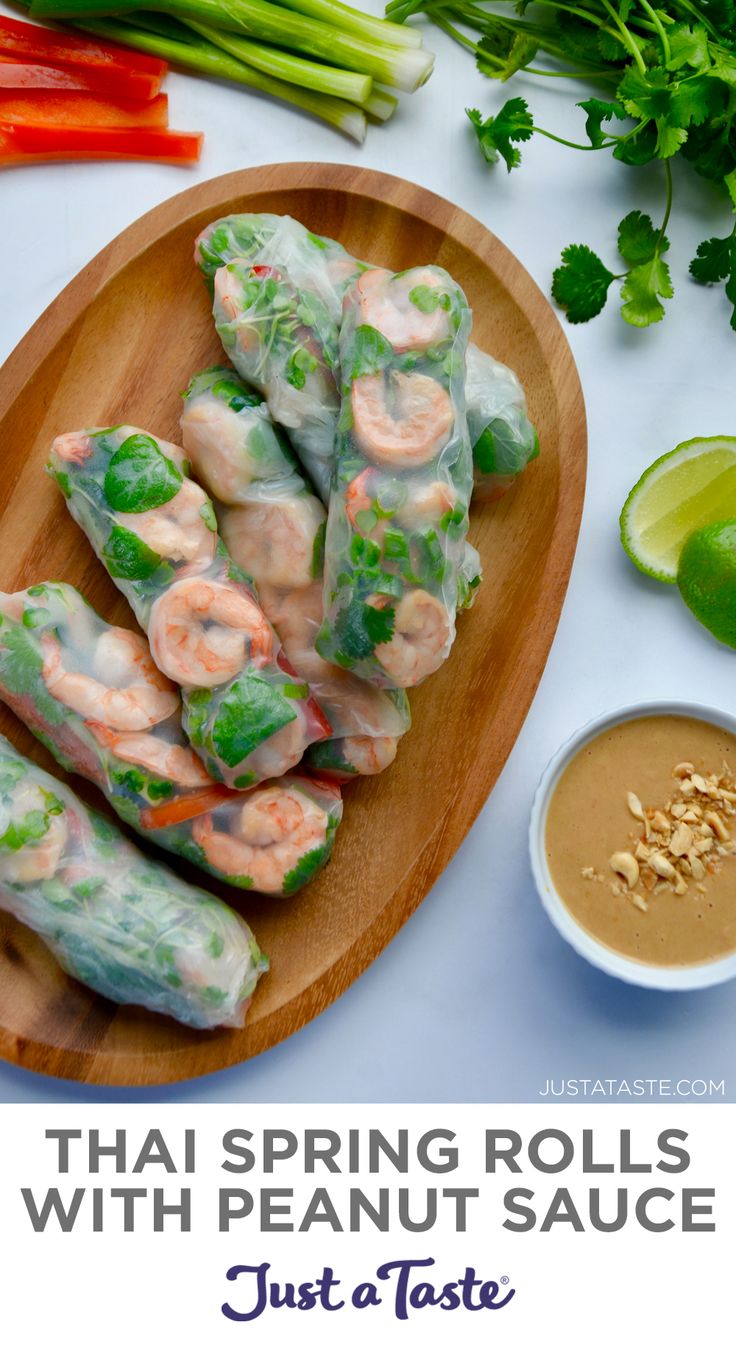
[501,1276,509,1285]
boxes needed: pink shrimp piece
[351,371,453,470]
[148,577,273,688]
[41,628,179,731]
[51,432,93,464]
[191,783,331,894]
[87,722,213,789]
[370,590,451,687]
[341,734,398,775]
[355,267,452,353]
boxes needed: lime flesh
[677,520,736,649]
[620,437,736,582]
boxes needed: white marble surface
[0,3,734,1102]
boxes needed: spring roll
[180,367,410,778]
[0,583,343,895]
[211,258,341,502]
[196,212,538,500]
[210,258,481,610]
[465,347,539,502]
[47,426,330,789]
[0,734,267,1029]
[317,265,473,688]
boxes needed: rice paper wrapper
[196,212,537,504]
[181,368,411,769]
[0,582,342,896]
[0,735,268,1029]
[316,264,473,689]
[47,426,329,789]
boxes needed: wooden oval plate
[0,163,586,1086]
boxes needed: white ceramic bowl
[529,700,736,991]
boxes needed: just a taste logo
[221,1257,516,1322]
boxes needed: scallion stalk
[364,83,398,119]
[188,19,372,102]
[70,15,368,139]
[274,0,423,49]
[29,0,435,91]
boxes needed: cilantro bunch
[386,0,736,330]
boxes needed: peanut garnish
[584,757,736,915]
[670,823,694,856]
[650,851,678,881]
[609,852,639,889]
[705,811,730,843]
[627,792,646,823]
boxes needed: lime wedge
[620,436,736,583]
[678,521,736,650]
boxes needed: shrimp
[117,476,216,568]
[51,432,93,464]
[148,577,273,688]
[41,628,179,731]
[181,397,258,503]
[371,589,451,687]
[340,735,398,775]
[355,267,451,353]
[406,481,457,525]
[346,470,456,536]
[0,784,68,883]
[192,783,330,893]
[87,722,213,789]
[352,371,453,470]
[219,496,325,591]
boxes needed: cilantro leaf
[690,234,736,328]
[656,122,688,158]
[669,75,720,129]
[329,597,395,664]
[666,22,710,72]
[688,236,734,283]
[578,97,626,148]
[597,28,631,63]
[709,49,736,88]
[466,97,534,171]
[620,256,674,326]
[476,31,538,81]
[551,244,615,323]
[617,210,668,265]
[612,122,658,166]
[682,119,736,182]
[555,13,604,65]
[282,844,331,897]
[617,65,672,122]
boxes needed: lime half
[678,520,736,650]
[620,436,736,583]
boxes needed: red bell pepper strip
[0,122,202,165]
[139,785,238,831]
[0,16,167,87]
[0,56,163,100]
[0,89,169,127]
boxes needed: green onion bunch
[23,0,435,140]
